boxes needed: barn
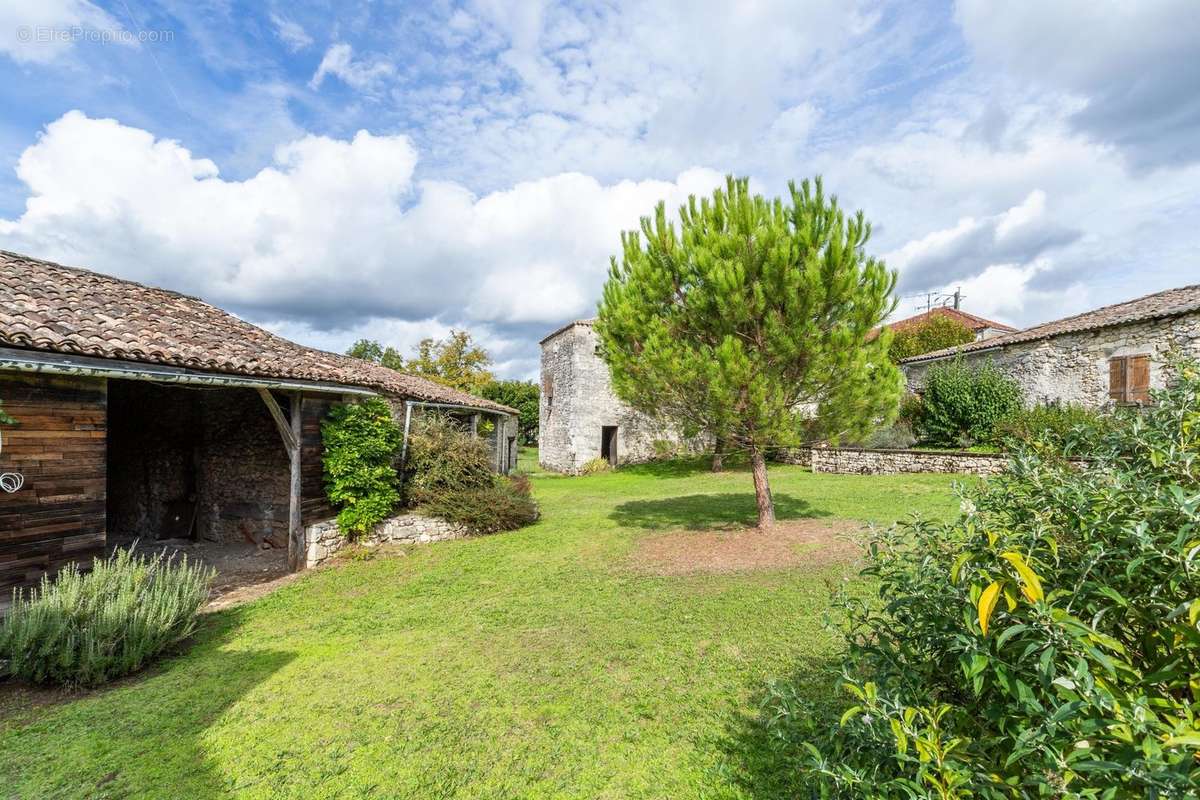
[0,251,517,593]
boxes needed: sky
[0,1,1197,380]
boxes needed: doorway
[601,426,618,467]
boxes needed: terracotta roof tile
[901,283,1200,364]
[0,250,516,415]
[884,307,1017,335]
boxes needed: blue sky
[1,0,1198,378]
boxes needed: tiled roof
[0,250,516,415]
[539,317,596,344]
[901,283,1200,364]
[885,307,1017,335]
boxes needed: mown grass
[0,451,959,799]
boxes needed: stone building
[900,284,1200,406]
[538,319,701,473]
[0,250,517,590]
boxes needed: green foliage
[862,423,917,450]
[997,401,1116,455]
[346,330,494,396]
[346,338,406,371]
[405,330,494,395]
[580,456,612,474]
[887,313,976,362]
[897,393,924,430]
[322,398,403,538]
[0,399,15,426]
[403,413,537,534]
[788,359,1200,797]
[0,547,214,687]
[920,359,1023,447]
[596,175,900,525]
[481,379,539,443]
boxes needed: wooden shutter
[1128,355,1151,404]
[1108,357,1127,403]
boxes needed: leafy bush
[920,359,1022,447]
[864,423,917,450]
[0,547,214,687]
[888,314,976,362]
[404,413,538,534]
[785,359,1200,797]
[580,456,612,474]
[322,398,403,538]
[997,401,1116,455]
[481,379,539,444]
[896,393,924,430]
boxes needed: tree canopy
[346,330,494,396]
[596,175,900,527]
[480,380,539,444]
[886,313,975,362]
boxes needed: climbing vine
[321,398,402,538]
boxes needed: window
[1108,355,1151,404]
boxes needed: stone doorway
[601,425,618,467]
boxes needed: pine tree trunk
[750,450,775,529]
[711,437,725,472]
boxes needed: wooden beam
[288,392,304,572]
[257,388,297,454]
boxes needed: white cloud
[270,13,312,52]
[955,0,1200,169]
[309,42,394,91]
[0,0,125,64]
[0,112,723,370]
[885,191,1080,292]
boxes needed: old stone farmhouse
[901,284,1200,405]
[538,319,702,473]
[0,250,517,592]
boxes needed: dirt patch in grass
[629,518,862,576]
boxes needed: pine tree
[596,176,900,527]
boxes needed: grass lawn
[0,452,960,799]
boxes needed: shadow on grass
[708,654,844,799]
[610,492,830,530]
[0,605,295,799]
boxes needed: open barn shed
[0,251,517,593]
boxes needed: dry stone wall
[304,512,470,567]
[902,312,1200,406]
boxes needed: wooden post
[288,393,303,572]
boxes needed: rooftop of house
[0,250,516,415]
[901,282,1200,364]
[883,306,1018,335]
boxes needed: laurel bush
[0,547,214,687]
[773,359,1200,797]
[920,359,1023,447]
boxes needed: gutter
[0,346,377,396]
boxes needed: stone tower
[538,319,696,473]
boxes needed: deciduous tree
[596,176,899,527]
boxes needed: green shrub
[888,314,976,362]
[997,401,1116,455]
[896,393,924,430]
[782,358,1200,797]
[863,423,917,450]
[322,398,403,538]
[580,456,611,474]
[0,547,214,687]
[403,413,538,534]
[920,359,1022,447]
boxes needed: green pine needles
[321,398,403,538]
[596,175,900,527]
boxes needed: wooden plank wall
[0,372,106,593]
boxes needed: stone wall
[901,312,1200,406]
[809,447,1010,475]
[304,512,470,567]
[538,321,703,473]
